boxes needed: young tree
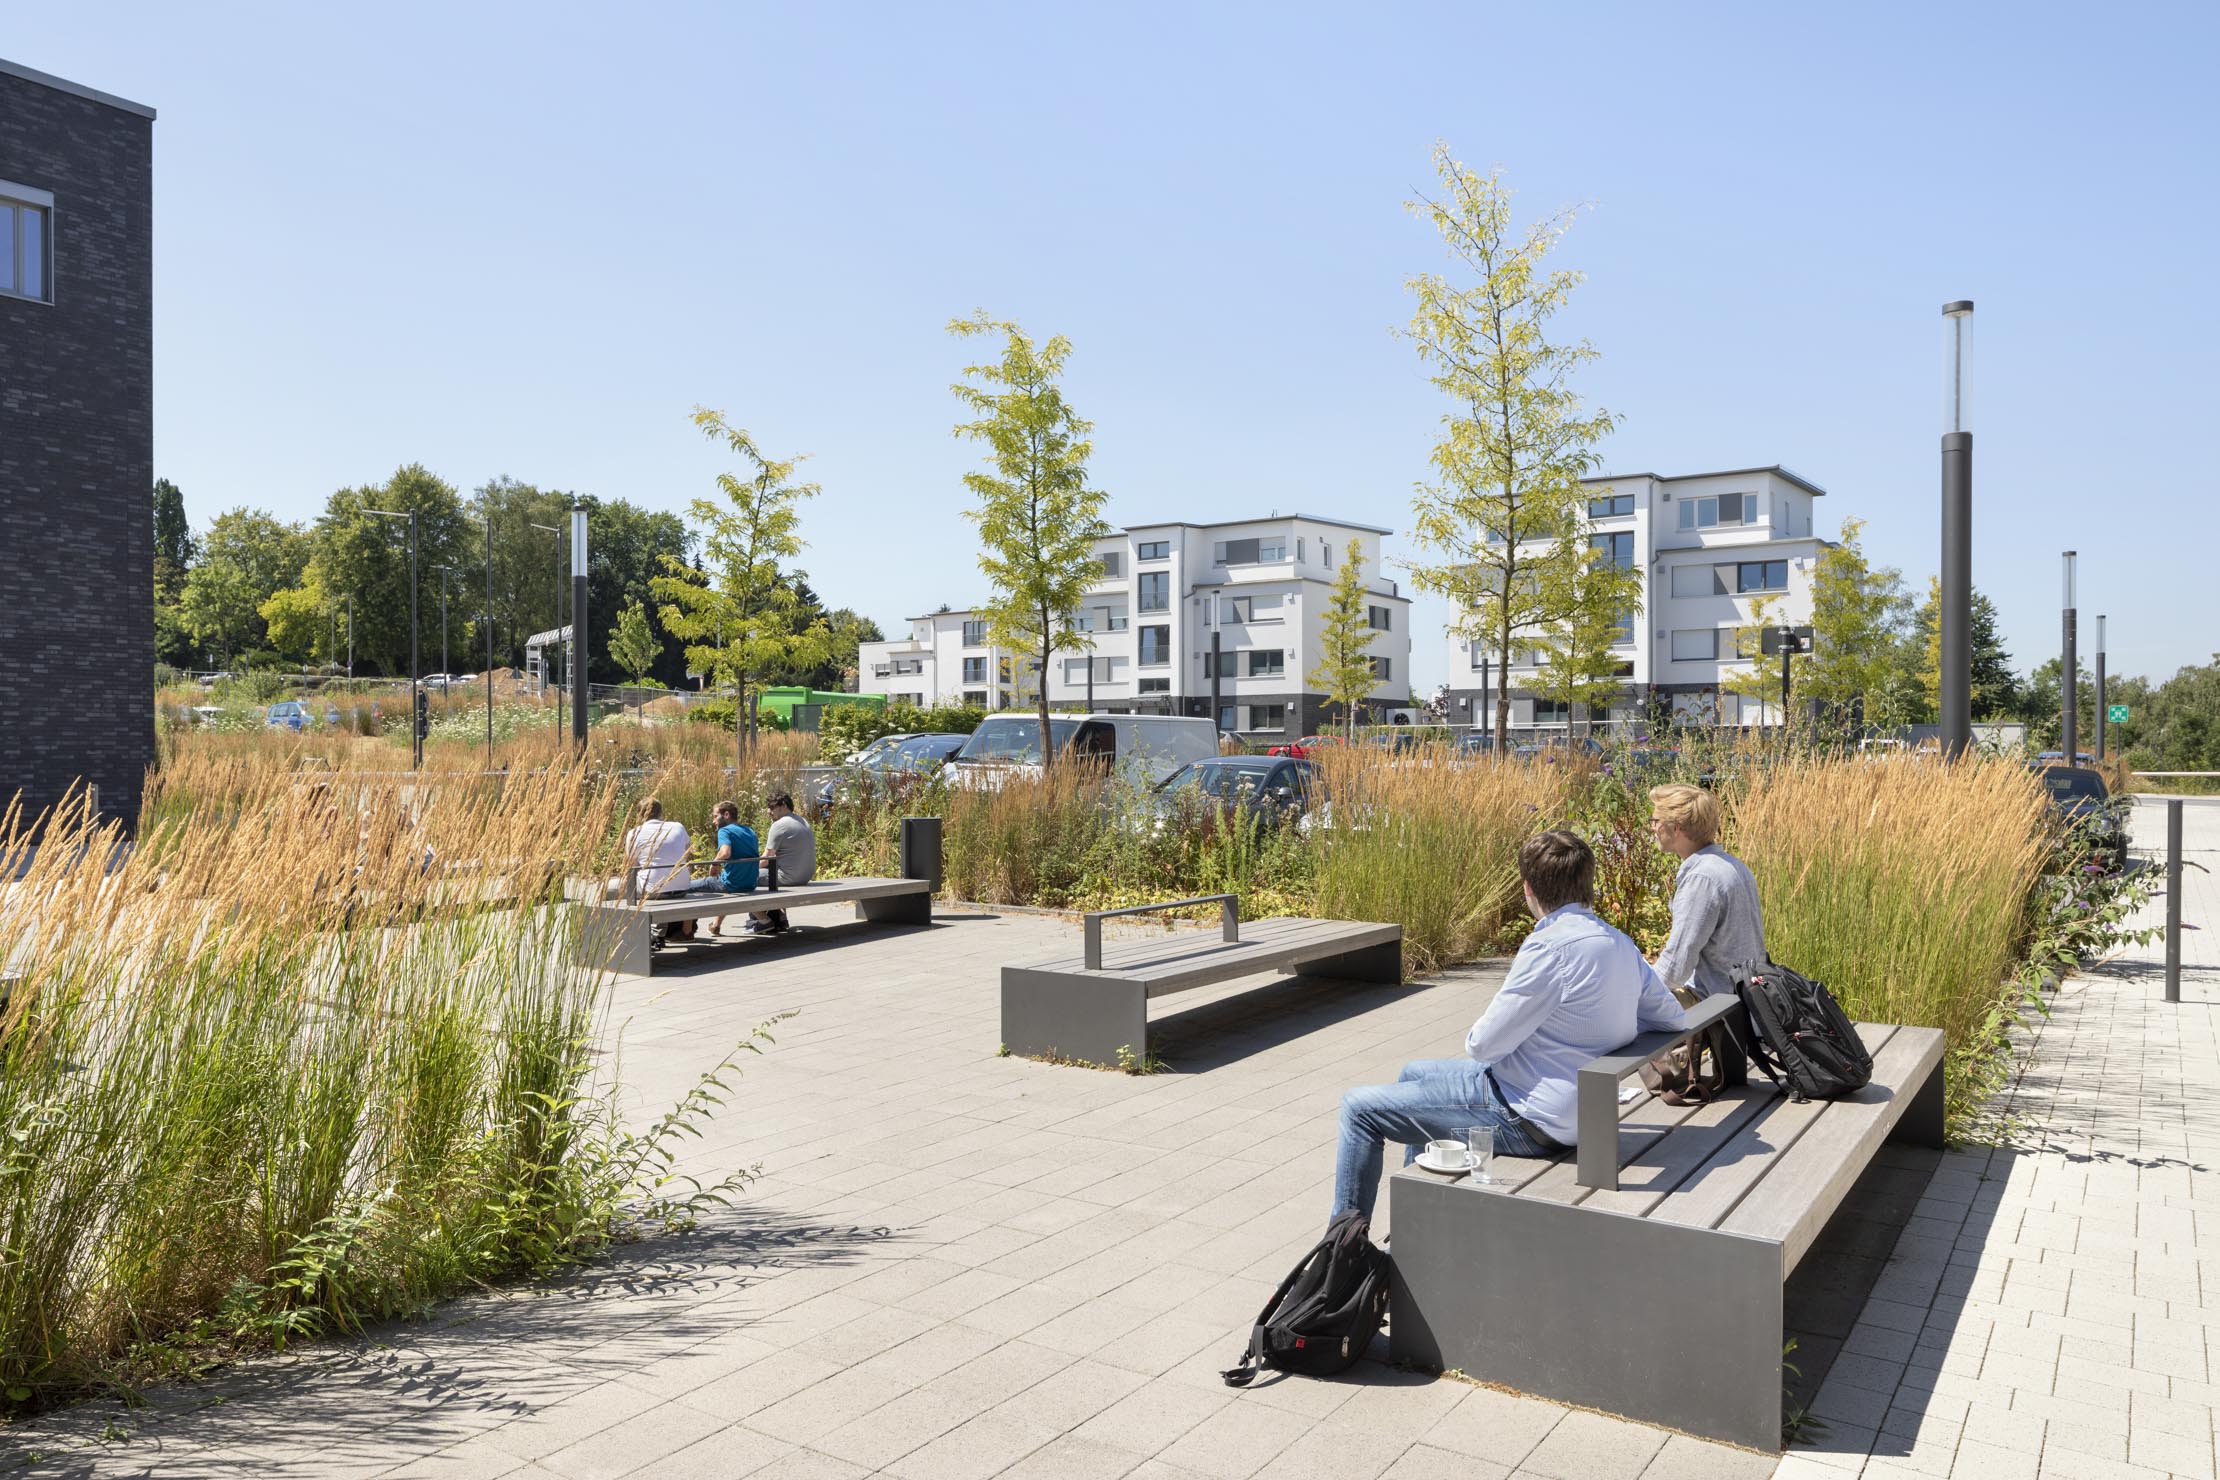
[1530,539,1643,736]
[609,598,662,716]
[1721,589,1789,724]
[1800,519,1913,728]
[1401,146,1616,743]
[651,409,832,751]
[1309,545,1380,734]
[1913,577,2019,721]
[152,477,195,604]
[948,312,1109,763]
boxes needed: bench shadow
[1,1207,901,1478]
[1148,974,1440,1073]
[631,912,970,979]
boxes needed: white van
[950,713,1222,790]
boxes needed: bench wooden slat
[625,876,927,923]
[1514,1093,1710,1205]
[1573,1086,1781,1216]
[1643,1022,1899,1235]
[1719,1025,1946,1272]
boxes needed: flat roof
[1587,465,1828,498]
[0,57,156,119]
[1115,514,1395,536]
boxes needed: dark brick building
[0,59,156,832]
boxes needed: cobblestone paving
[7,795,2210,1479]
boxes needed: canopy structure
[523,625,573,692]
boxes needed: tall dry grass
[0,755,756,1412]
[1311,745,1570,973]
[1723,753,2051,1124]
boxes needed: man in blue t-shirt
[698,800,758,938]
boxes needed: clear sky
[13,2,2216,690]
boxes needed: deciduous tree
[610,599,663,711]
[1530,536,1643,735]
[1309,545,1380,734]
[177,508,309,663]
[948,312,1109,763]
[1801,519,1914,727]
[651,409,832,751]
[1401,146,1616,742]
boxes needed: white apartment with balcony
[857,514,1413,740]
[1442,466,1829,731]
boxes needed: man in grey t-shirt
[750,792,816,935]
[1648,783,1765,999]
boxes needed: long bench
[583,818,942,977]
[1000,895,1402,1064]
[1388,995,1945,1452]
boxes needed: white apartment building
[858,514,1413,740]
[1442,466,1829,731]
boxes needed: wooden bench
[1388,998,1945,1452]
[999,895,1402,1064]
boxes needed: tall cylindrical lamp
[1938,301,1974,759]
[2095,615,2107,761]
[2061,552,2078,765]
[570,503,589,747]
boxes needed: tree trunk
[1036,622,1054,773]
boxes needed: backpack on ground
[1221,1210,1389,1387]
[1729,960,1873,1102]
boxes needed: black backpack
[1729,960,1873,1102]
[1222,1211,1389,1387]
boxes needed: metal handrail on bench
[1082,894,1239,970]
[1573,992,1741,1192]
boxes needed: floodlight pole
[1939,301,1974,760]
[2061,551,2078,766]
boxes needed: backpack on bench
[1729,960,1872,1102]
[1221,1210,1389,1386]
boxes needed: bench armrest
[1574,992,1740,1192]
[1082,894,1238,970]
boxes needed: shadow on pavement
[2,1207,901,1478]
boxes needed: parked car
[265,700,311,732]
[812,732,967,813]
[1142,756,1319,829]
[1268,734,1345,759]
[2034,764,2131,869]
[2035,750,2098,766]
[950,713,1220,790]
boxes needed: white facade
[1442,466,1829,730]
[857,514,1413,740]
[857,609,1037,711]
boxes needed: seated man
[696,800,760,938]
[1330,829,1686,1222]
[749,791,816,935]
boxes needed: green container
[755,687,885,725]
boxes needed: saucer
[1414,1148,1476,1175]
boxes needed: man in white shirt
[1329,829,1687,1222]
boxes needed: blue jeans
[1331,1058,1562,1222]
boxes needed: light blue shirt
[1465,903,1687,1146]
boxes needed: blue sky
[15,1,2217,690]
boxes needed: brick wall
[0,69,155,833]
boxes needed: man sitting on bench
[749,792,815,936]
[1330,829,1687,1222]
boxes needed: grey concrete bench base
[1000,917,1402,1065]
[583,876,933,977]
[1388,1020,1945,1451]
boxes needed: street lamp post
[2061,552,2079,766]
[569,502,588,748]
[436,565,457,682]
[1939,301,1974,760]
[2095,615,2108,761]
[366,507,421,770]
[346,593,354,685]
[483,495,495,766]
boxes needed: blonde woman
[1646,783,1765,998]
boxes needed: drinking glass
[1466,1125,1496,1184]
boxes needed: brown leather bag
[1638,987,1736,1107]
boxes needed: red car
[1267,734,1344,759]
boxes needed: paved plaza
[3,798,2213,1479]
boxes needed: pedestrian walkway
[4,798,2210,1479]
[1780,796,2220,1480]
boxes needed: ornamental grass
[0,757,757,1414]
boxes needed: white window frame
[1137,571,1170,612]
[0,180,56,305]
[1670,629,1720,662]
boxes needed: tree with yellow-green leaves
[1400,144,1617,743]
[651,409,832,752]
[1530,534,1644,735]
[1310,545,1379,735]
[948,312,1109,766]
[1801,519,1914,727]
[1721,588,1790,724]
